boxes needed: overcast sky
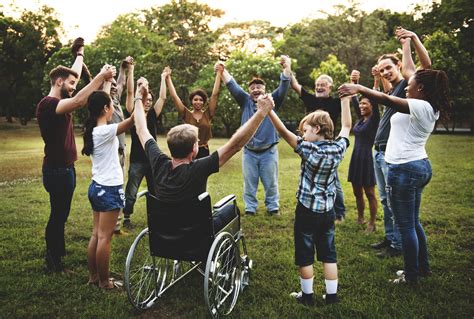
[4,0,433,43]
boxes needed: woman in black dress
[348,96,379,232]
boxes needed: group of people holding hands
[36,26,449,306]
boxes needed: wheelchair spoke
[205,232,242,318]
[125,229,158,310]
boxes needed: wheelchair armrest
[137,190,148,199]
[213,194,236,210]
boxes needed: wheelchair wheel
[204,232,241,318]
[125,228,172,310]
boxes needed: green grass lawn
[0,121,473,318]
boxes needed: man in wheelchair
[133,83,275,228]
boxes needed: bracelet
[76,53,84,57]
[134,97,142,103]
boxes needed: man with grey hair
[290,72,359,223]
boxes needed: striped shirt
[295,136,350,213]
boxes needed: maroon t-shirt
[36,96,77,167]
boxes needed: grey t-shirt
[374,79,407,148]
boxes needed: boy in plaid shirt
[268,96,352,306]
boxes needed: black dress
[348,100,380,186]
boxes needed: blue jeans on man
[242,146,279,214]
[374,151,402,250]
[42,165,76,266]
[386,159,432,281]
[124,162,153,217]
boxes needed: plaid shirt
[294,136,350,213]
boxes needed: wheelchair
[124,191,252,318]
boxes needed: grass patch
[0,121,473,318]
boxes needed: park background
[1,0,473,318]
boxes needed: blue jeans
[374,151,402,250]
[387,159,432,281]
[242,146,279,213]
[42,165,76,261]
[334,171,346,218]
[124,162,153,216]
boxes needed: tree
[310,54,349,91]
[424,30,473,131]
[0,5,62,124]
[276,3,391,89]
[213,20,283,59]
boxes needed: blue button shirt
[226,73,290,150]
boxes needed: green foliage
[424,30,473,131]
[0,5,62,124]
[276,4,394,88]
[310,54,349,91]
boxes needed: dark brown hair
[414,69,450,123]
[49,66,79,86]
[82,91,111,156]
[377,53,401,65]
[189,89,208,104]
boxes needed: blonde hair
[298,110,334,140]
[167,124,198,159]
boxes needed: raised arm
[165,68,187,116]
[134,84,153,149]
[218,61,232,84]
[217,95,274,167]
[399,37,416,81]
[116,57,132,100]
[117,113,134,135]
[152,69,169,118]
[102,80,112,95]
[222,65,249,107]
[290,74,302,96]
[280,55,292,79]
[338,96,352,139]
[396,27,431,80]
[348,69,362,118]
[125,62,135,114]
[268,110,298,149]
[396,27,431,70]
[56,65,116,114]
[208,63,223,119]
[70,38,84,79]
[338,83,409,114]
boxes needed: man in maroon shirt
[37,43,115,272]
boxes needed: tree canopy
[0,0,472,132]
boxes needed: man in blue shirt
[219,56,292,216]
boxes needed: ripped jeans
[386,159,432,281]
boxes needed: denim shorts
[294,202,337,266]
[88,180,125,212]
